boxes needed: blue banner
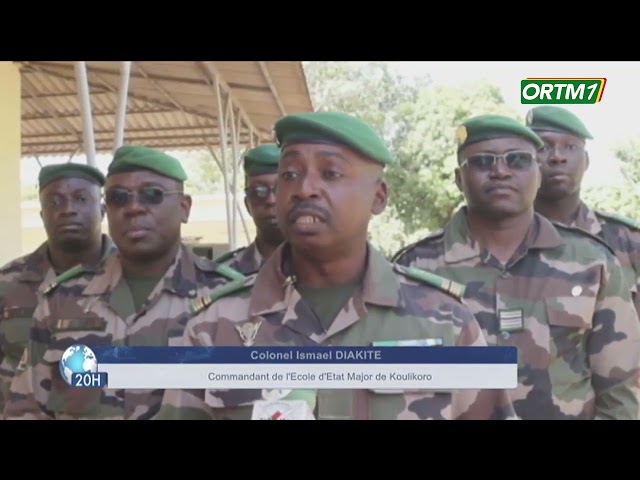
[91,346,517,364]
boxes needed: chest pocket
[46,317,116,418]
[545,293,595,359]
[0,308,35,360]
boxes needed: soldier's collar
[81,245,196,297]
[444,208,562,264]
[248,242,399,317]
[571,202,603,236]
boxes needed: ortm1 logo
[521,78,607,104]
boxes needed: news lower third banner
[67,345,518,390]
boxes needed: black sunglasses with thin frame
[104,187,183,207]
[460,151,535,171]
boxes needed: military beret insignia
[455,125,468,145]
[526,109,534,126]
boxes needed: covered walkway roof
[17,61,314,158]
[15,61,315,250]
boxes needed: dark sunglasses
[244,185,276,200]
[461,151,535,171]
[104,187,183,207]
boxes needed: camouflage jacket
[215,241,264,276]
[0,234,115,415]
[565,201,640,317]
[158,242,518,420]
[2,243,245,420]
[392,207,640,420]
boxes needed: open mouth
[293,215,324,225]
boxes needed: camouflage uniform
[557,201,640,319]
[0,235,115,414]
[3,243,244,420]
[393,207,640,420]
[215,241,264,276]
[158,243,518,420]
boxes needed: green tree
[303,61,429,149]
[582,138,640,218]
[177,150,225,195]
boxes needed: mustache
[287,202,331,222]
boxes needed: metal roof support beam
[22,77,86,148]
[227,101,241,251]
[197,62,259,145]
[113,61,132,152]
[28,64,218,123]
[214,78,233,249]
[258,61,287,117]
[74,62,97,166]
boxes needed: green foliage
[583,137,640,218]
[613,138,640,185]
[178,150,225,195]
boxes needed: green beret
[243,143,281,176]
[525,106,593,140]
[455,114,544,151]
[274,111,394,166]
[38,163,106,191]
[108,145,187,182]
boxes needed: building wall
[0,62,22,266]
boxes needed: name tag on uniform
[252,400,315,420]
[498,308,524,333]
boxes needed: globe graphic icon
[59,344,98,385]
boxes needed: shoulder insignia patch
[595,210,640,230]
[41,264,87,295]
[195,254,246,281]
[395,264,465,301]
[213,247,245,264]
[214,263,247,282]
[553,223,615,256]
[391,229,444,264]
[189,275,255,316]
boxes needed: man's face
[104,170,191,261]
[455,136,541,219]
[276,142,388,255]
[244,173,284,246]
[39,177,104,252]
[535,130,588,200]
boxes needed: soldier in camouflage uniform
[215,143,285,275]
[3,146,245,420]
[158,111,518,420]
[0,163,115,416]
[526,106,640,318]
[393,114,640,420]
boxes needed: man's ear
[372,178,388,216]
[180,194,193,223]
[454,168,462,192]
